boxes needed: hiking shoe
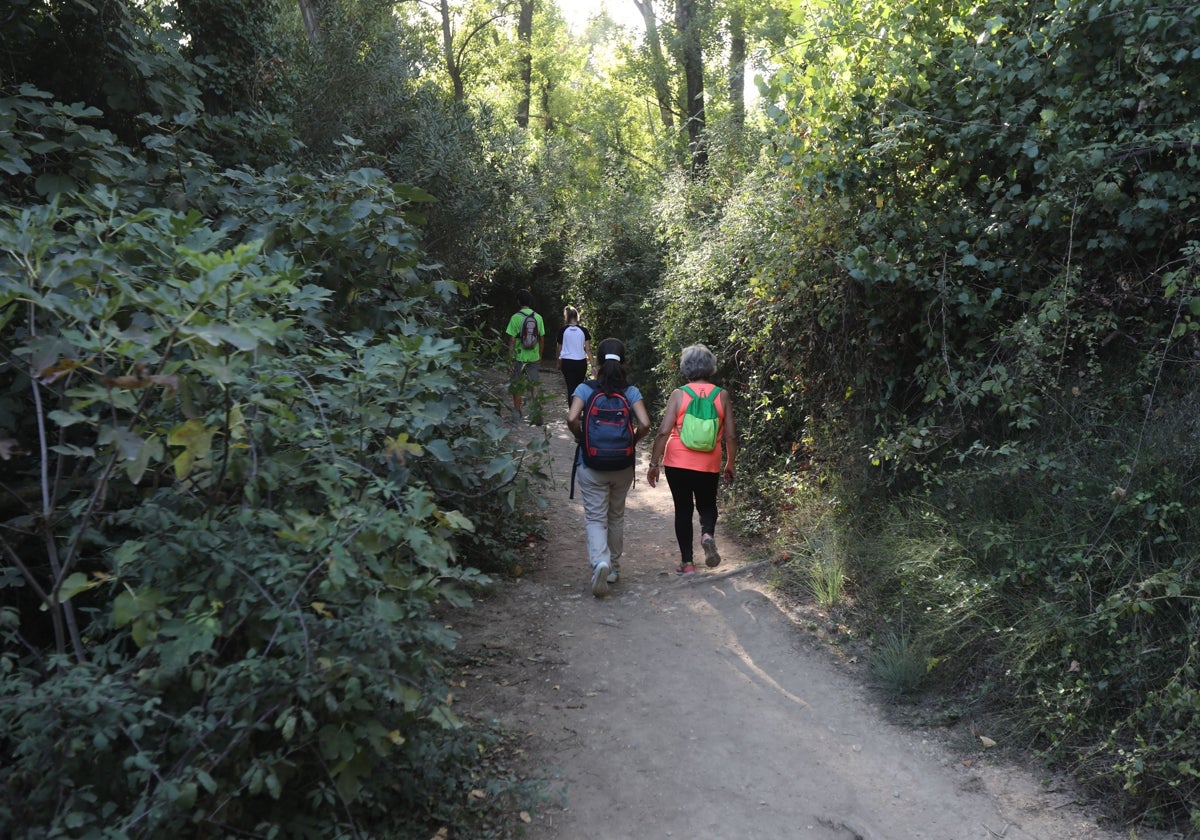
[676,563,696,576]
[607,561,620,584]
[702,534,721,568]
[592,562,611,597]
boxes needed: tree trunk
[516,0,533,127]
[632,0,675,130]
[297,0,322,46]
[728,8,745,131]
[675,0,707,173]
[440,0,464,102]
[541,81,554,132]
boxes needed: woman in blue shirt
[566,338,651,596]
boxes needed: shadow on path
[450,404,1161,840]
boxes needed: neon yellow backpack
[678,385,721,452]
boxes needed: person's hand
[723,465,735,484]
[647,464,660,488]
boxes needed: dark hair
[595,337,629,392]
[517,289,533,307]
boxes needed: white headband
[604,353,621,362]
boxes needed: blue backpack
[580,385,635,471]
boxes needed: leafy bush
[0,89,540,838]
[651,0,1200,828]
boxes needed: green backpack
[678,385,722,452]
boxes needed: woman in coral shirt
[646,344,738,575]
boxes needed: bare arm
[719,389,737,483]
[646,389,681,488]
[566,395,585,439]
[632,399,652,444]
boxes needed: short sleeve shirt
[557,324,591,360]
[572,382,644,409]
[506,308,545,362]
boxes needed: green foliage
[3,1,212,144]
[176,0,289,114]
[0,85,541,838]
[851,506,1002,689]
[559,165,664,387]
[650,0,1200,827]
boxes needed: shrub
[0,90,541,838]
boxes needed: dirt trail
[452,402,1169,840]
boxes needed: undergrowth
[763,389,1200,832]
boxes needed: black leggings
[664,466,720,564]
[561,359,588,405]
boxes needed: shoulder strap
[681,385,697,399]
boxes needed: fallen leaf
[468,789,486,801]
[520,811,532,824]
[979,736,997,749]
[38,357,89,384]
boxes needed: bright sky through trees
[557,0,644,33]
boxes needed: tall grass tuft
[869,630,931,701]
[806,543,848,609]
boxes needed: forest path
[452,389,1158,840]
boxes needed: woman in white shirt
[556,305,595,407]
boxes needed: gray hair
[679,344,717,380]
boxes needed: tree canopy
[3,0,1200,834]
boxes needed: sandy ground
[451,394,1178,840]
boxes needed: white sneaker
[607,562,620,585]
[591,562,611,597]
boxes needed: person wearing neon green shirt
[505,289,545,422]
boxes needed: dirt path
[453,403,1168,840]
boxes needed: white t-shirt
[558,324,590,360]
